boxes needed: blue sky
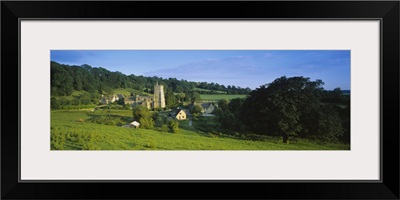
[51,50,350,90]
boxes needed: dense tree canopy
[191,105,203,115]
[50,61,251,97]
[240,76,344,143]
[132,105,154,129]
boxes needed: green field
[193,87,227,94]
[200,94,247,101]
[112,88,152,97]
[50,110,349,150]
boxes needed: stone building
[128,82,166,110]
[134,95,154,109]
[153,82,166,109]
[99,93,124,104]
[188,102,215,114]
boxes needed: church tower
[153,82,166,109]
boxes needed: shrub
[51,129,66,150]
[139,117,155,129]
[161,124,169,133]
[154,115,165,127]
[123,104,131,110]
[207,132,217,138]
[169,120,180,133]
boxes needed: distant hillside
[193,87,228,94]
[51,61,251,97]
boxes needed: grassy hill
[200,94,247,101]
[51,110,349,150]
[193,87,227,94]
[111,88,152,97]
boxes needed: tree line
[213,76,350,144]
[51,61,251,97]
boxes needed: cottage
[201,102,215,114]
[171,108,187,120]
[190,102,215,114]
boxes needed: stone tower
[153,82,166,109]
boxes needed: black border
[2,1,399,199]
[17,18,382,184]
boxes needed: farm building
[201,102,215,114]
[189,102,215,114]
[171,108,187,120]
[130,121,140,128]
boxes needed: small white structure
[130,121,140,128]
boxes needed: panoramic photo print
[50,50,350,150]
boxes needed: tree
[300,104,343,142]
[241,76,342,144]
[184,91,191,102]
[103,86,113,96]
[154,114,168,127]
[321,87,346,104]
[228,98,244,116]
[191,105,203,115]
[51,97,61,110]
[165,88,177,108]
[132,105,151,121]
[169,120,180,133]
[50,61,252,109]
[214,98,246,131]
[190,92,201,103]
[177,93,185,102]
[175,85,183,93]
[217,99,229,111]
[74,76,83,91]
[51,62,74,96]
[117,97,125,105]
[139,117,154,129]
[132,105,155,129]
[216,109,236,130]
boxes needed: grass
[51,90,91,101]
[50,109,349,150]
[200,94,247,101]
[111,88,153,97]
[111,88,134,97]
[193,87,227,94]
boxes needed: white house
[174,109,187,120]
[130,121,140,128]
